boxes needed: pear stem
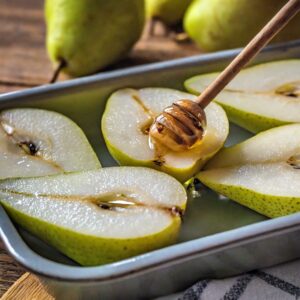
[49,59,66,84]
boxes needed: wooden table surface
[0,0,201,297]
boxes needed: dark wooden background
[0,0,200,94]
[0,0,201,296]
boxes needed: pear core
[0,108,101,179]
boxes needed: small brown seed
[19,141,39,156]
[287,155,300,169]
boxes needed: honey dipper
[149,0,300,152]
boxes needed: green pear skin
[197,124,300,218]
[3,202,180,266]
[101,88,229,183]
[185,60,300,133]
[46,0,145,76]
[1,168,186,266]
[210,103,288,134]
[146,0,192,25]
[198,167,300,218]
[184,0,300,51]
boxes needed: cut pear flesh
[102,88,229,182]
[205,124,300,169]
[197,124,300,218]
[0,167,187,265]
[0,108,100,179]
[185,60,300,133]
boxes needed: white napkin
[157,260,300,300]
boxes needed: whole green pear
[146,0,193,25]
[46,0,145,76]
[184,0,300,51]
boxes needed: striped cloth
[158,260,300,300]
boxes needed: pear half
[197,124,300,218]
[102,88,229,182]
[185,60,300,133]
[0,108,100,179]
[0,167,187,266]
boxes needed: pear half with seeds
[0,108,100,179]
[0,167,187,266]
[185,60,300,133]
[197,124,300,218]
[102,88,229,182]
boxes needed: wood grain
[0,0,201,297]
[0,0,200,94]
[0,244,25,297]
[0,0,50,86]
[1,273,53,300]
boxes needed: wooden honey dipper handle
[197,0,300,109]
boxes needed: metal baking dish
[1,40,300,300]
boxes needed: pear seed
[140,120,153,135]
[287,155,300,169]
[170,206,184,219]
[153,158,165,166]
[19,141,39,156]
[275,82,300,98]
[99,203,111,210]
